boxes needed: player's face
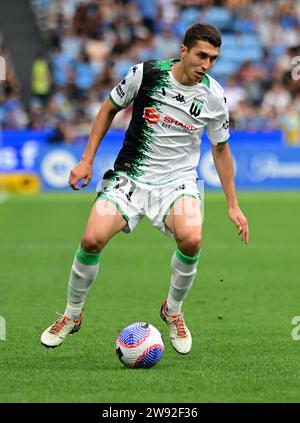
[181,40,219,84]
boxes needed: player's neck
[171,62,199,86]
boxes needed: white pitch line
[0,192,9,204]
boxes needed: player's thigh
[164,196,202,247]
[81,199,127,252]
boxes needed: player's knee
[178,233,202,256]
[80,235,106,254]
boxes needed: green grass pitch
[0,191,299,403]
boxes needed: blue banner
[198,130,300,190]
[0,129,51,172]
[37,131,124,191]
[1,129,300,191]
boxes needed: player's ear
[180,44,187,59]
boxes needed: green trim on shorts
[109,95,123,110]
[162,194,199,223]
[176,248,201,265]
[217,138,229,145]
[76,245,100,265]
[96,194,129,222]
[117,171,176,186]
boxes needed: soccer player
[41,23,249,354]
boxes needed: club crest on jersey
[189,98,204,117]
[143,107,160,124]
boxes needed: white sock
[64,246,100,320]
[166,249,200,316]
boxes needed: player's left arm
[211,142,249,244]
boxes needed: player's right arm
[69,63,143,190]
[69,98,120,190]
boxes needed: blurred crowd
[1,0,300,145]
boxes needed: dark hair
[183,23,222,50]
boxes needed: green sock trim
[76,245,100,265]
[175,248,201,265]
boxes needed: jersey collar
[166,58,210,88]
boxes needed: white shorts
[96,172,202,236]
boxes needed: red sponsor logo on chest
[163,116,196,131]
[143,107,160,124]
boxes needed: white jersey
[108,59,229,184]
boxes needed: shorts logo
[143,107,160,124]
[222,119,229,129]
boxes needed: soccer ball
[116,322,164,368]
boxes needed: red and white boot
[41,313,82,348]
[160,300,192,355]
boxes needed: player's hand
[69,160,93,190]
[228,205,249,244]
